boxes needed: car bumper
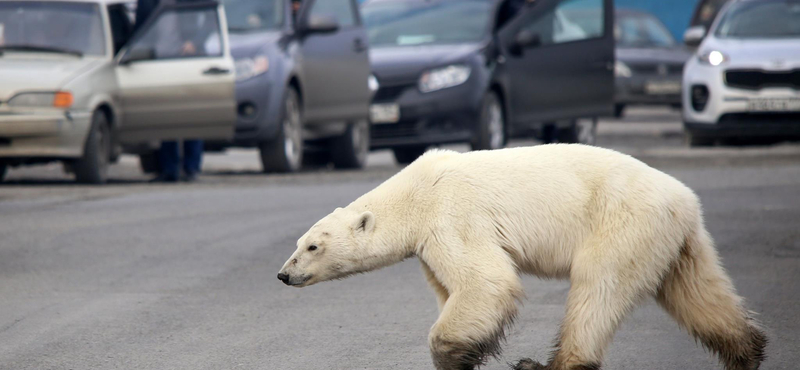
[683,60,800,135]
[0,109,91,158]
[615,75,682,105]
[369,82,483,149]
[212,74,281,148]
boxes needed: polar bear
[277,144,766,370]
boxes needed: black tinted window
[310,0,355,27]
[521,0,604,46]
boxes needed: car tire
[331,119,370,169]
[73,111,111,184]
[260,88,303,173]
[471,92,506,151]
[392,145,428,165]
[557,119,597,145]
[139,151,161,174]
[614,104,625,118]
[0,163,7,182]
[687,132,715,147]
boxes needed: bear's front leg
[421,238,523,370]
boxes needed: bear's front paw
[510,358,547,370]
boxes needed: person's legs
[155,141,180,182]
[183,140,203,180]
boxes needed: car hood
[700,38,800,67]
[229,30,282,59]
[0,55,103,101]
[369,43,482,83]
[616,47,692,65]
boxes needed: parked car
[208,0,372,172]
[361,0,615,164]
[613,9,692,117]
[682,0,800,146]
[0,0,236,183]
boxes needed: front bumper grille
[725,69,800,90]
[373,83,415,102]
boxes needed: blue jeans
[158,140,203,179]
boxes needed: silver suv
[0,0,237,183]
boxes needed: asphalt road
[1,108,799,369]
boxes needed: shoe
[149,174,179,183]
[182,172,198,183]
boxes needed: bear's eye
[308,245,318,251]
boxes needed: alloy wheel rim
[353,120,369,162]
[488,101,504,149]
[578,120,597,145]
[283,96,302,167]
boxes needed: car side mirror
[119,46,155,65]
[683,26,706,47]
[300,14,340,35]
[510,29,541,54]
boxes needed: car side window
[126,7,222,60]
[521,0,604,46]
[309,0,356,27]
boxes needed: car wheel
[0,163,7,182]
[471,92,506,151]
[260,88,303,173]
[332,119,370,169]
[687,132,715,147]
[558,119,597,145]
[139,151,161,174]
[73,111,111,184]
[392,145,428,165]
[614,104,625,118]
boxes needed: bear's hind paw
[510,358,547,370]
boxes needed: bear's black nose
[277,273,290,284]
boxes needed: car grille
[628,62,684,75]
[718,112,800,125]
[725,69,800,90]
[373,83,415,102]
[372,121,421,138]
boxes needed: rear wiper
[0,45,83,57]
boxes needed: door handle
[203,66,231,75]
[353,39,367,53]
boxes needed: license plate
[645,80,681,95]
[747,98,800,112]
[370,103,400,124]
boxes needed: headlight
[235,55,269,81]
[614,61,632,78]
[368,74,379,93]
[698,50,729,66]
[8,91,73,108]
[419,65,471,93]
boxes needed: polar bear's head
[277,207,376,287]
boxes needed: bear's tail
[656,223,766,370]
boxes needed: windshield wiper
[0,45,83,57]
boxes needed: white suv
[681,0,800,146]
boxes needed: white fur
[279,144,764,370]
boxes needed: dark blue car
[212,0,373,172]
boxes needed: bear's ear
[354,211,375,233]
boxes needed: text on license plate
[645,81,681,95]
[747,99,800,112]
[370,104,400,124]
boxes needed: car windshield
[715,0,800,38]
[220,0,283,32]
[616,13,676,47]
[0,1,105,56]
[362,0,492,47]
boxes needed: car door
[114,1,236,144]
[297,0,370,124]
[497,0,614,126]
